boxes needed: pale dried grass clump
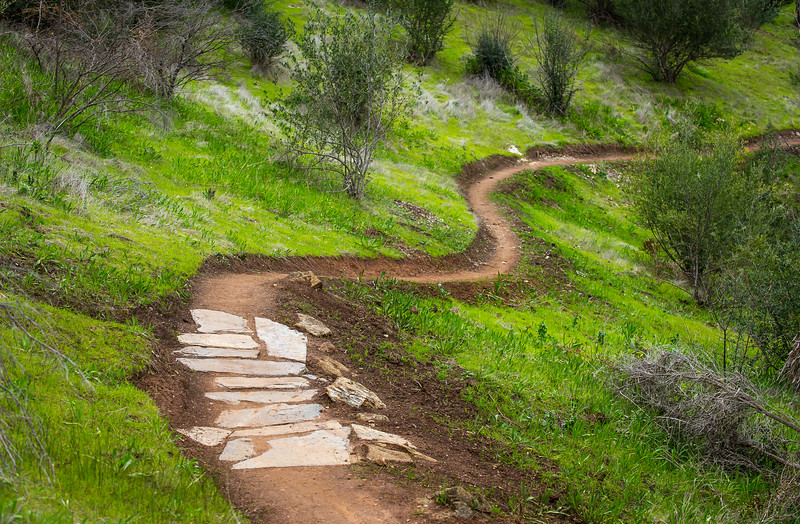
[612,349,800,477]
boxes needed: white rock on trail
[177,333,258,349]
[215,403,323,429]
[214,376,310,390]
[255,317,307,362]
[191,309,251,334]
[177,427,231,446]
[173,346,259,359]
[178,358,305,376]
[232,428,352,469]
[230,420,343,439]
[205,389,318,405]
[220,438,257,462]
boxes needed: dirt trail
[150,136,800,524]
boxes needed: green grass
[332,162,799,522]
[0,299,239,521]
[1,0,800,521]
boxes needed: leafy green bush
[388,0,456,65]
[238,1,293,71]
[616,0,750,82]
[466,11,517,81]
[739,0,792,28]
[532,14,588,116]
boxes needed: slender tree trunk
[796,0,800,28]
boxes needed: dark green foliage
[617,0,750,83]
[575,0,619,24]
[466,12,517,81]
[739,0,792,28]
[546,0,567,8]
[627,135,748,303]
[280,7,410,200]
[238,1,293,70]
[388,0,456,65]
[465,10,543,108]
[532,14,588,115]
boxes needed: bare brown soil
[139,137,800,524]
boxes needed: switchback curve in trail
[155,135,800,524]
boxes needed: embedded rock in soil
[215,403,324,428]
[295,313,332,337]
[177,426,231,446]
[232,428,351,469]
[255,317,307,362]
[205,389,318,405]
[178,358,305,376]
[326,378,386,410]
[453,501,473,519]
[177,333,258,349]
[286,271,323,289]
[173,346,259,359]
[319,342,336,353]
[444,486,474,507]
[364,443,414,466]
[220,438,257,462]
[214,376,310,390]
[191,309,251,334]
[313,355,349,378]
[357,413,389,423]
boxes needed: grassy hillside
[1,0,800,521]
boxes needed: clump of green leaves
[280,7,411,200]
[238,0,293,71]
[388,0,457,65]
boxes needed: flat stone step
[232,428,352,469]
[178,333,258,349]
[214,376,310,390]
[220,438,257,462]
[174,346,259,359]
[255,317,307,362]
[215,403,323,429]
[178,358,304,376]
[177,426,231,446]
[191,309,251,334]
[230,420,342,439]
[205,389,318,405]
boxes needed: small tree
[238,0,293,71]
[388,0,457,65]
[627,135,749,303]
[616,0,749,83]
[280,8,410,200]
[531,14,588,116]
[129,0,234,100]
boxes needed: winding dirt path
[153,136,800,523]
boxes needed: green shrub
[532,14,588,116]
[739,0,792,28]
[388,0,456,65]
[238,1,293,71]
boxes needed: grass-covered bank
[332,159,800,522]
[1,0,800,520]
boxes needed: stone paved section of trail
[175,308,420,470]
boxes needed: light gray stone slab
[174,346,259,359]
[232,428,352,469]
[177,333,258,349]
[230,420,342,439]
[351,424,416,449]
[255,318,307,362]
[177,426,231,446]
[178,358,305,376]
[191,309,251,334]
[219,438,257,462]
[326,377,385,409]
[214,376,310,390]
[215,403,323,429]
[205,389,318,405]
